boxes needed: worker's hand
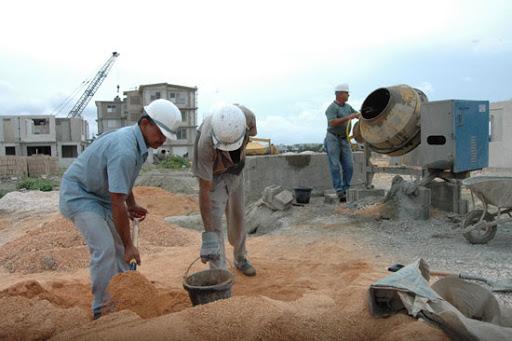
[124,244,141,267]
[128,204,148,222]
[351,113,361,119]
[200,231,220,263]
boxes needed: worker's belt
[329,132,347,139]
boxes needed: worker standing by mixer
[324,83,360,202]
[59,99,181,320]
[192,104,257,276]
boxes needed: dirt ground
[0,167,511,340]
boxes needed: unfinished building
[0,115,89,168]
[96,83,198,158]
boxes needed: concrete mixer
[348,84,489,218]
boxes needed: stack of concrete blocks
[0,156,27,177]
[27,155,59,177]
[427,181,468,216]
[262,185,294,211]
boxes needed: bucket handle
[183,256,235,280]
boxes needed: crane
[67,52,120,118]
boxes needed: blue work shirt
[59,124,148,219]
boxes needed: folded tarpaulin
[368,258,512,341]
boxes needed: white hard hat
[211,105,247,151]
[334,83,350,93]
[144,99,181,140]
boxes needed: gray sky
[1,0,511,145]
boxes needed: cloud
[256,99,332,145]
[0,81,52,115]
[0,80,17,100]
[471,38,512,53]
[1,0,511,144]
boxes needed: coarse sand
[0,186,449,340]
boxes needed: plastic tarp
[368,259,512,340]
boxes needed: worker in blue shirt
[324,83,360,202]
[59,99,180,320]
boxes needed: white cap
[211,105,247,151]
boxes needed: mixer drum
[359,84,427,156]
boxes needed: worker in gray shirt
[59,99,180,319]
[192,104,257,276]
[324,83,360,202]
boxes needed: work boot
[337,190,346,203]
[235,258,256,276]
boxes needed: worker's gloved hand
[200,231,220,263]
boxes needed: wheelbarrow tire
[462,209,496,244]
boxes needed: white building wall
[489,100,512,168]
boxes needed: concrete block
[346,188,386,203]
[427,181,462,214]
[357,189,386,200]
[272,190,293,211]
[416,206,431,220]
[323,189,336,196]
[324,193,338,204]
[417,187,431,206]
[263,185,283,204]
[346,189,358,203]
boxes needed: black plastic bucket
[183,257,235,306]
[294,186,312,204]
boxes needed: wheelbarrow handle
[429,270,456,277]
[388,264,489,283]
[427,271,488,282]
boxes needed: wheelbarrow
[458,176,512,244]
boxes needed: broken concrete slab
[245,199,292,234]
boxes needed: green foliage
[0,189,7,199]
[140,166,155,172]
[16,177,56,192]
[158,155,191,170]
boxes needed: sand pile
[0,184,455,340]
[0,280,91,340]
[0,214,89,273]
[104,270,191,319]
[0,187,200,274]
[131,186,199,217]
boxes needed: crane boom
[67,52,120,118]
